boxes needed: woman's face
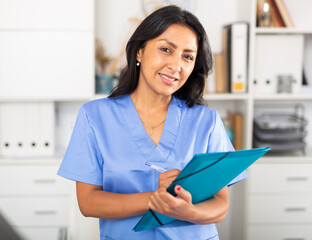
[136,24,198,97]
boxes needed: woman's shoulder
[79,95,128,118]
[82,95,128,110]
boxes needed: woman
[58,5,247,240]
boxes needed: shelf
[255,146,312,164]
[253,94,312,101]
[203,94,249,101]
[0,96,91,102]
[254,27,312,35]
[94,94,249,101]
[0,157,62,165]
[93,94,109,99]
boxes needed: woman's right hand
[158,169,181,189]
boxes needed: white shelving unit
[242,1,312,239]
[0,1,94,239]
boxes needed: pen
[145,162,166,173]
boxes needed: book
[268,0,285,27]
[215,53,227,93]
[234,113,243,150]
[256,0,285,27]
[133,147,271,232]
[273,0,294,28]
[227,111,243,150]
[223,22,249,93]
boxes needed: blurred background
[0,0,312,239]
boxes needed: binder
[26,102,55,157]
[224,22,249,93]
[38,102,55,156]
[0,103,27,157]
[133,147,271,232]
[0,102,55,158]
[25,103,40,156]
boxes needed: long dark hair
[109,5,213,107]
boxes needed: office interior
[0,0,312,240]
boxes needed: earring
[136,62,140,66]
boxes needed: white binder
[0,102,55,158]
[0,103,27,157]
[26,102,55,157]
[39,102,55,156]
[25,103,40,156]
[226,22,248,93]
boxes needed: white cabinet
[0,0,93,30]
[0,31,94,100]
[0,163,72,240]
[0,0,94,238]
[248,225,312,240]
[243,0,312,238]
[246,163,312,240]
[0,0,94,100]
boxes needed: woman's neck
[130,90,172,114]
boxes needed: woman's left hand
[148,185,195,221]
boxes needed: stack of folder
[253,110,306,154]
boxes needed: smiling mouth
[159,73,178,81]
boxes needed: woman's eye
[184,55,194,61]
[160,47,171,53]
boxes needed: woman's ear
[136,48,142,63]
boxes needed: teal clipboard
[133,147,271,232]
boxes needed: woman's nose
[167,54,182,72]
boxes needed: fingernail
[177,186,181,191]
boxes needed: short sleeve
[207,110,248,186]
[57,105,103,186]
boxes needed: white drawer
[0,165,72,195]
[248,194,312,223]
[248,225,312,240]
[0,196,70,227]
[248,164,312,193]
[15,227,67,240]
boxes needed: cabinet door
[0,31,94,99]
[0,165,72,195]
[248,225,312,240]
[0,197,70,227]
[248,194,312,223]
[0,0,93,30]
[248,164,312,193]
[15,227,65,240]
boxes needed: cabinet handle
[286,177,308,181]
[283,238,305,240]
[33,179,56,183]
[34,210,57,215]
[284,207,306,212]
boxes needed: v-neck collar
[117,94,183,164]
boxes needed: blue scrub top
[57,94,247,240]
